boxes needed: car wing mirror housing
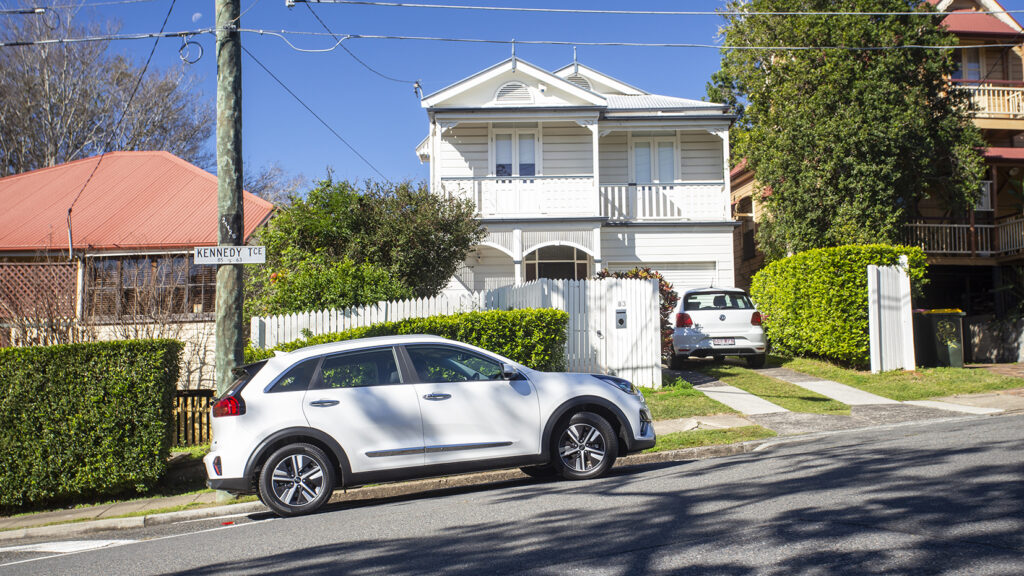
[501,363,518,380]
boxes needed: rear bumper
[688,347,763,357]
[206,477,254,493]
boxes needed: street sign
[194,245,266,264]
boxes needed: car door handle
[422,393,452,401]
[309,399,340,407]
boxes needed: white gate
[868,257,915,373]
[251,278,663,387]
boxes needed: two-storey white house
[417,58,737,293]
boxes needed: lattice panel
[0,263,77,320]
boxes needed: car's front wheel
[553,412,618,480]
[259,443,336,517]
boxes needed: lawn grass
[773,356,1024,401]
[644,425,776,453]
[641,374,737,420]
[700,362,851,414]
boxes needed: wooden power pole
[214,0,244,394]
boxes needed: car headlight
[593,374,639,396]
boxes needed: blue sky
[74,0,1024,187]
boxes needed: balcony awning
[983,147,1024,162]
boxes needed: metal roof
[0,151,275,253]
[942,10,1022,36]
[605,94,726,111]
[983,147,1024,161]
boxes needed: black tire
[552,412,618,481]
[669,354,686,370]
[519,464,557,479]
[712,355,725,363]
[746,353,767,369]
[259,443,336,517]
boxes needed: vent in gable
[566,74,591,91]
[495,81,532,103]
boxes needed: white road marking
[0,539,135,554]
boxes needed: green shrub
[246,309,568,371]
[749,244,926,367]
[0,339,183,511]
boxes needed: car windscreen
[683,292,754,311]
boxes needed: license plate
[712,338,735,346]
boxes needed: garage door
[607,261,719,294]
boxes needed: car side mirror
[501,363,518,380]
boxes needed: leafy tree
[0,7,214,176]
[247,179,484,316]
[714,0,987,260]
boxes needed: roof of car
[682,287,748,296]
[278,334,451,359]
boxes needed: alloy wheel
[270,453,325,506]
[558,422,607,473]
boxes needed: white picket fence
[250,278,663,387]
[868,257,915,373]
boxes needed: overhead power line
[289,0,1024,18]
[240,44,389,181]
[0,7,45,14]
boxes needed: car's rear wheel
[746,353,767,368]
[259,443,335,517]
[553,412,618,480]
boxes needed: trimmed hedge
[0,339,183,511]
[246,308,568,372]
[750,245,927,367]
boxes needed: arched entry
[523,243,594,282]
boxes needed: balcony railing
[440,176,595,218]
[956,83,1024,118]
[439,177,728,221]
[905,216,1024,256]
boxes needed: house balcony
[439,176,727,221]
[954,81,1024,129]
[904,215,1024,258]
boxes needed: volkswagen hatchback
[204,335,655,517]
[670,288,767,369]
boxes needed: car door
[301,346,425,473]
[403,344,541,465]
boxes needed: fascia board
[422,58,607,108]
[552,63,647,95]
[432,109,602,122]
[599,118,735,132]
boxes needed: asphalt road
[3,413,1022,575]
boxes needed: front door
[403,344,541,465]
[301,346,425,473]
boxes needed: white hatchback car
[204,334,655,517]
[670,288,767,369]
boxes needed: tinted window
[315,348,400,389]
[406,345,503,383]
[267,358,319,393]
[684,292,754,311]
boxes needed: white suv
[204,334,655,516]
[670,288,767,369]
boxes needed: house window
[632,137,676,184]
[524,245,593,282]
[493,129,537,177]
[85,254,217,321]
[952,47,982,81]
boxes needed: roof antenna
[573,46,578,75]
[511,39,516,72]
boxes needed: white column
[717,128,731,221]
[513,228,523,285]
[591,123,601,217]
[592,226,603,273]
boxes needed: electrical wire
[37,0,159,9]
[241,29,1022,52]
[0,28,211,47]
[66,0,178,258]
[291,0,1024,18]
[303,1,419,86]
[240,44,389,181]
[0,7,46,14]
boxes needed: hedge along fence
[0,339,183,511]
[246,308,569,372]
[750,245,926,367]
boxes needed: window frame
[402,344,505,384]
[629,135,679,185]
[523,245,593,282]
[84,253,217,323]
[312,346,404,390]
[489,126,540,178]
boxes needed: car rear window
[217,360,267,400]
[683,292,754,311]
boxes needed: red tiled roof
[729,158,749,179]
[983,147,1024,161]
[941,9,1021,36]
[0,151,275,253]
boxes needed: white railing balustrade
[904,222,994,255]
[958,84,1024,117]
[599,183,724,221]
[998,216,1024,253]
[441,176,594,217]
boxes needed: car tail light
[676,312,693,328]
[212,395,245,417]
[212,456,222,476]
[751,311,763,326]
